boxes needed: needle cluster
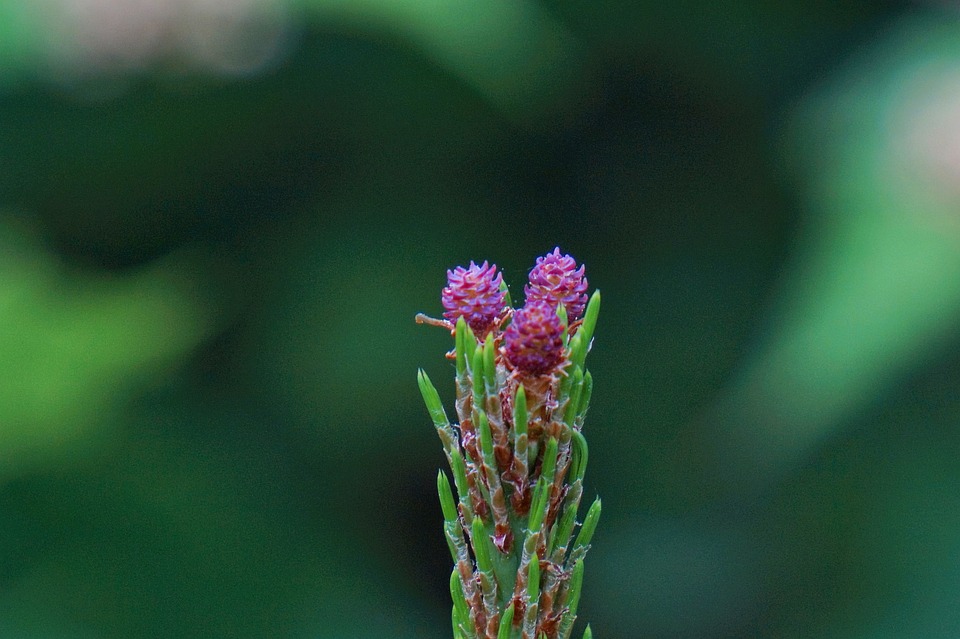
[418,248,600,639]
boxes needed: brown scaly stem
[420,252,601,639]
[538,560,566,634]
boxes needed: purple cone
[504,300,564,376]
[442,261,506,335]
[524,247,588,322]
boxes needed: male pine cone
[418,249,601,639]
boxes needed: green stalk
[483,333,497,391]
[418,369,457,455]
[557,560,584,639]
[567,498,601,568]
[472,516,499,624]
[455,317,468,378]
[575,371,593,425]
[550,431,588,558]
[579,291,601,352]
[513,385,530,474]
[472,348,485,411]
[497,604,515,639]
[563,367,584,428]
[451,570,477,639]
[522,553,541,639]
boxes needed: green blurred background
[2,1,960,637]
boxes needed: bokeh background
[2,1,960,637]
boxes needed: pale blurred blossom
[888,64,960,228]
[176,0,292,75]
[36,0,293,80]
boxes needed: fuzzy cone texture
[504,300,565,376]
[442,261,507,336]
[524,248,588,323]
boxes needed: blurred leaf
[306,0,587,122]
[707,13,960,492]
[0,218,215,479]
[0,3,44,85]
